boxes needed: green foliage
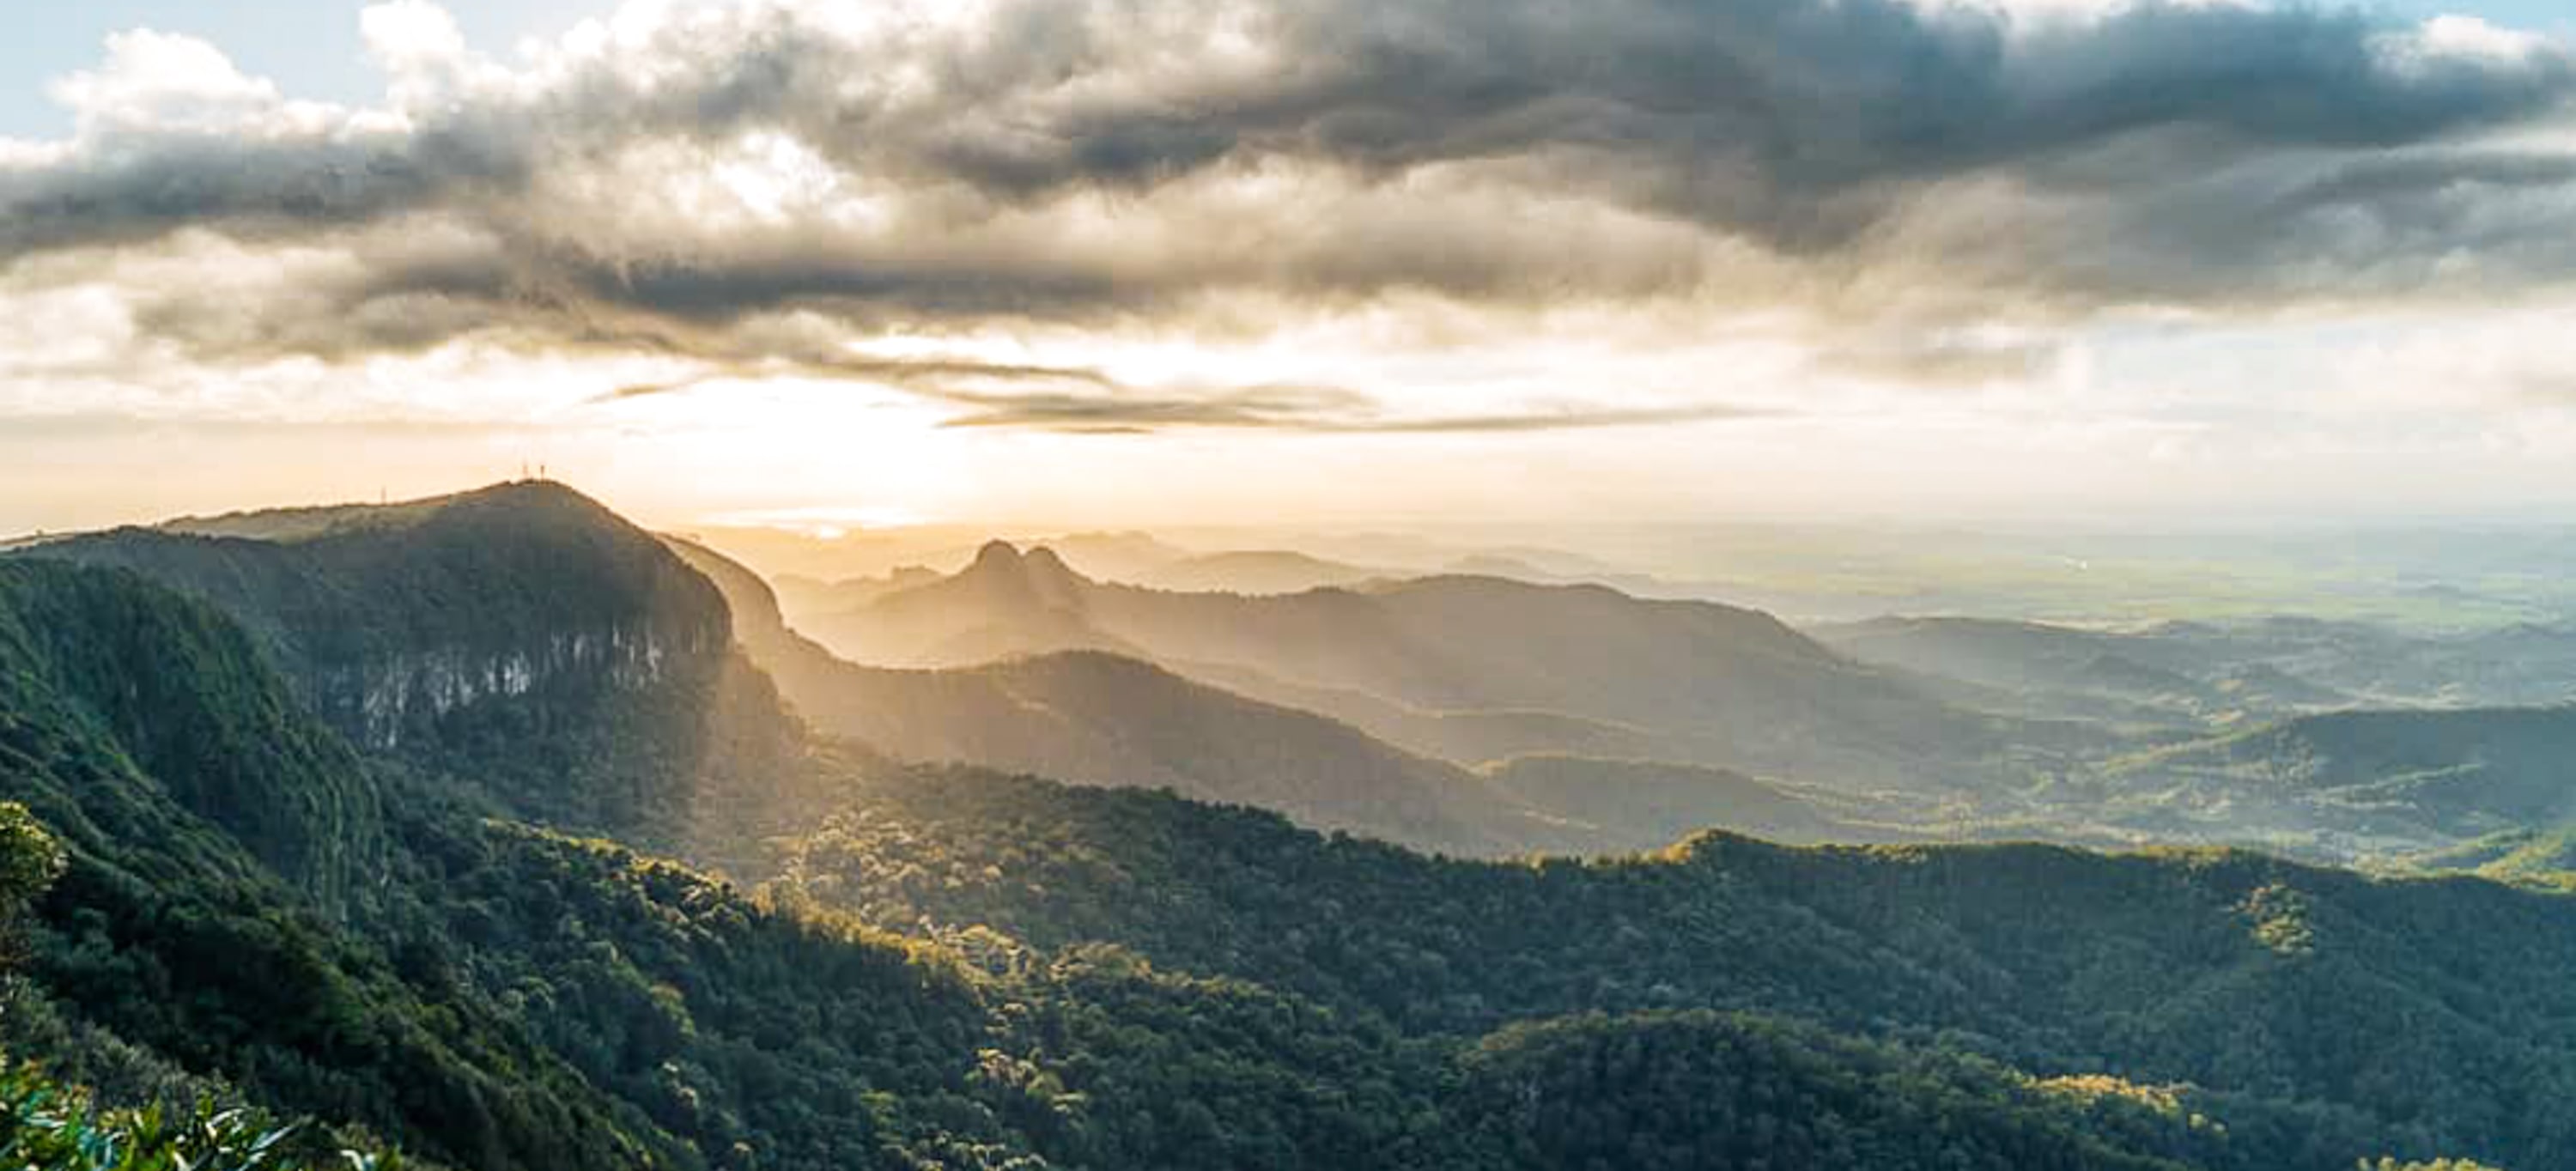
[0,559,384,913]
[0,561,684,1171]
[368,819,1005,1169]
[2117,706,2576,843]
[0,788,382,1171]
[0,801,66,957]
[0,803,67,902]
[0,1061,394,1171]
[2394,824,2576,891]
[1450,1011,2225,1170]
[783,768,2567,1169]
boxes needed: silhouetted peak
[1023,545,1077,579]
[963,541,1089,589]
[940,540,1093,613]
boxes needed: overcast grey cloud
[4,0,2576,430]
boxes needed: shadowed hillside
[0,559,691,1168]
[13,482,823,860]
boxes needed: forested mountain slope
[12,482,822,861]
[0,559,685,1168]
[0,552,2295,1171]
[668,535,1536,852]
[786,766,2576,1169]
[1480,754,1922,852]
[790,647,1546,853]
[2111,705,2576,844]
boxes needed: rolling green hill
[1480,754,1919,852]
[2113,706,2576,845]
[786,647,1545,853]
[785,764,2576,1168]
[2398,824,2576,889]
[1152,656,1676,766]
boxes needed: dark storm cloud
[5,0,2575,397]
[0,121,530,256]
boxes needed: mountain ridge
[670,535,1902,856]
[9,482,823,860]
[793,540,2028,793]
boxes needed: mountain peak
[960,541,1089,591]
[1023,545,1076,577]
[147,478,612,545]
[460,476,592,505]
[973,539,1024,570]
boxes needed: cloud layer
[4,0,2575,430]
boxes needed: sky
[7,0,2576,535]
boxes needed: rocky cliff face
[318,622,722,752]
[12,482,782,846]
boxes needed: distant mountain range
[1819,613,2576,722]
[756,533,2576,864]
[1127,549,1389,594]
[669,536,1902,856]
[786,539,2035,792]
